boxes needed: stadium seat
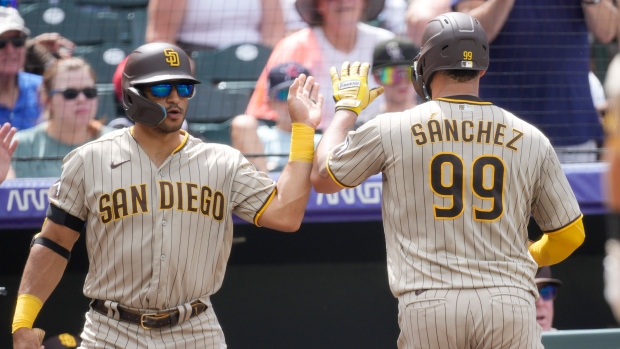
[73,42,132,84]
[185,87,252,146]
[191,43,272,91]
[76,0,148,8]
[19,2,123,46]
[187,43,271,144]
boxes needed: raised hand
[0,122,18,184]
[287,73,323,130]
[330,61,384,115]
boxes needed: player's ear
[479,70,486,77]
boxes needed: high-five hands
[330,61,384,116]
[287,73,323,130]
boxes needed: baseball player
[12,42,323,349]
[311,12,585,349]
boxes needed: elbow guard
[529,215,585,266]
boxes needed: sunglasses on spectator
[147,83,195,98]
[49,87,98,100]
[538,285,558,301]
[273,88,289,102]
[373,66,412,86]
[0,36,27,49]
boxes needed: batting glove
[330,61,383,116]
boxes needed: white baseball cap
[0,7,30,36]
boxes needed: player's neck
[431,78,480,100]
[131,125,184,168]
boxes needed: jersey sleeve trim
[543,214,584,234]
[46,203,85,233]
[325,152,355,189]
[253,187,277,227]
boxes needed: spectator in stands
[42,333,82,349]
[405,0,451,47]
[241,0,394,137]
[603,93,620,324]
[0,122,18,183]
[146,0,286,52]
[375,0,408,36]
[535,266,562,332]
[453,0,618,163]
[24,32,76,75]
[232,62,321,172]
[10,57,113,179]
[356,37,418,128]
[0,6,42,130]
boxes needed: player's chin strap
[30,234,71,261]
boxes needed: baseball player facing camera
[12,42,323,348]
[312,12,585,349]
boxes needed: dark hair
[444,70,479,83]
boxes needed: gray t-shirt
[12,122,114,178]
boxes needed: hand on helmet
[330,61,383,116]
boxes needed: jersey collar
[435,95,492,105]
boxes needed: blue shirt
[450,0,602,146]
[0,72,42,130]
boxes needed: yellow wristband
[289,123,315,163]
[12,294,43,333]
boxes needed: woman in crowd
[10,57,112,178]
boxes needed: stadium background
[1,0,619,347]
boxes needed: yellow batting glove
[330,61,384,116]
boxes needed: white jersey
[49,127,276,310]
[326,97,582,297]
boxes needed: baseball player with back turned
[12,42,323,349]
[311,12,585,349]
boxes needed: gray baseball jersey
[326,97,582,298]
[48,127,276,347]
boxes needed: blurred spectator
[405,0,451,47]
[232,62,321,172]
[604,93,620,324]
[535,266,562,332]
[0,6,42,130]
[244,0,394,133]
[24,32,76,75]
[453,0,618,163]
[42,333,82,349]
[375,0,408,36]
[10,57,113,178]
[281,0,308,35]
[356,37,418,128]
[590,70,608,119]
[0,122,18,183]
[146,0,286,52]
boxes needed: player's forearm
[17,246,69,303]
[260,161,313,231]
[529,215,585,266]
[583,0,618,44]
[311,110,357,193]
[454,0,515,42]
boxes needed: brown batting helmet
[411,12,489,101]
[122,42,201,126]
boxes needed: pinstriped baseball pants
[397,287,543,349]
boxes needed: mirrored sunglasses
[50,87,98,100]
[274,88,289,102]
[148,83,195,98]
[374,66,412,86]
[0,36,27,49]
[538,285,558,301]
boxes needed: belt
[91,299,208,330]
